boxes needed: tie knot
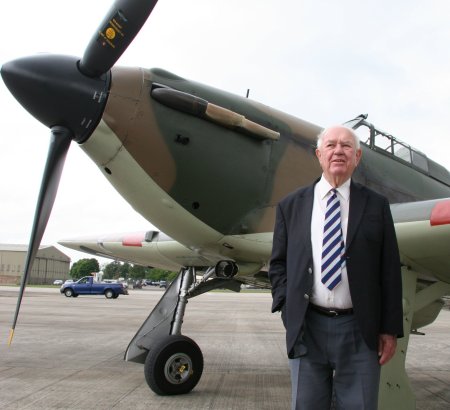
[327,189,339,205]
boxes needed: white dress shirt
[310,176,353,309]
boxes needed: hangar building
[0,245,70,285]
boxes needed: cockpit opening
[344,114,429,172]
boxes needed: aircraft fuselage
[80,66,450,258]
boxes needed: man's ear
[315,148,321,160]
[355,148,362,166]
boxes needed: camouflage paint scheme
[79,66,450,271]
[66,65,450,407]
[4,0,450,404]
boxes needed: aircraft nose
[1,54,110,143]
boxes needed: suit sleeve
[269,203,288,313]
[380,197,404,338]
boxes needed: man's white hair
[317,126,360,150]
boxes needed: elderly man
[269,125,403,409]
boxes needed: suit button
[308,267,313,274]
[304,294,310,300]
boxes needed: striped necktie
[321,189,345,290]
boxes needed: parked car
[159,280,167,288]
[53,279,63,285]
[60,276,129,298]
[132,279,143,289]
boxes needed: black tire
[112,294,119,299]
[144,335,203,395]
[104,289,114,299]
[64,288,74,297]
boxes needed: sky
[1,0,450,266]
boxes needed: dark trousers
[289,308,380,410]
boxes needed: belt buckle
[329,309,339,316]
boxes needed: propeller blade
[8,126,72,345]
[79,0,158,77]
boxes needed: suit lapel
[299,184,314,240]
[292,182,316,253]
[346,181,368,250]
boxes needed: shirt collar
[318,175,351,202]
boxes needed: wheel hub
[164,353,192,384]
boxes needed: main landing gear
[124,261,239,395]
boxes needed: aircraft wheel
[64,288,74,297]
[144,335,203,395]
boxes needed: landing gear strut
[124,262,239,395]
[144,267,203,395]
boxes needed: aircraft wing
[59,231,211,272]
[60,197,450,308]
[391,198,450,284]
[59,228,273,288]
[60,198,450,284]
[389,198,450,332]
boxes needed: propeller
[2,0,159,345]
[8,128,71,345]
[80,0,159,77]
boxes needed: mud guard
[124,271,183,364]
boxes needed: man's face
[315,126,362,187]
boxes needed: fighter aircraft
[2,0,450,407]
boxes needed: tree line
[69,258,178,282]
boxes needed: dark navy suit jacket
[269,179,403,358]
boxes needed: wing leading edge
[392,198,450,283]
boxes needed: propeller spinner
[2,0,159,345]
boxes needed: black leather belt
[309,303,353,317]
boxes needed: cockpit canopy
[344,114,450,186]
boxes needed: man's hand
[378,334,397,365]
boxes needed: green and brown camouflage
[84,65,450,242]
[3,0,450,405]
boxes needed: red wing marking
[430,200,450,226]
[122,233,145,247]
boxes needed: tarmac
[0,286,449,409]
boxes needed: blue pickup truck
[60,276,129,299]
